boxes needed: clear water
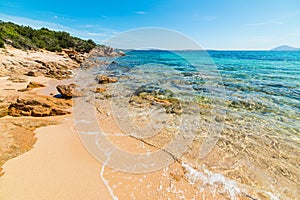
[80,50,300,199]
[102,50,300,135]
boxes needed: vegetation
[0,21,96,52]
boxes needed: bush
[0,38,4,48]
[0,21,97,52]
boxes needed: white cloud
[0,14,71,30]
[136,11,147,15]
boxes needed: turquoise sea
[79,50,300,199]
[105,50,300,134]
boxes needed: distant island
[271,45,300,51]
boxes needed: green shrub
[0,38,4,48]
[0,20,97,52]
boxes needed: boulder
[96,75,118,84]
[8,95,71,117]
[95,87,107,93]
[56,83,83,98]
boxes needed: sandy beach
[1,44,299,200]
[0,46,235,200]
[0,75,225,200]
[0,117,111,200]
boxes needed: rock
[45,69,72,79]
[25,71,36,77]
[95,87,106,93]
[89,46,124,57]
[56,83,83,98]
[118,50,125,56]
[165,98,182,115]
[18,82,45,92]
[8,95,71,117]
[97,75,118,84]
[0,103,9,117]
[8,76,27,83]
[28,82,45,89]
[129,84,182,115]
[133,84,174,99]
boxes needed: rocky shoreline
[0,44,123,175]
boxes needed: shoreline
[0,116,112,199]
[0,48,232,199]
[0,46,298,199]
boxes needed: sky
[0,0,300,50]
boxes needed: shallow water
[76,50,300,199]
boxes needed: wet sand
[0,117,111,200]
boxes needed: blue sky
[0,0,300,50]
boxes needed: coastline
[0,46,235,200]
[0,46,111,199]
[0,45,299,199]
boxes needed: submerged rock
[96,75,118,84]
[56,83,83,98]
[129,84,182,115]
[95,87,107,93]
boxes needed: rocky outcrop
[96,75,118,84]
[18,82,45,92]
[0,47,80,80]
[8,95,71,117]
[89,46,125,57]
[63,49,88,63]
[56,83,83,98]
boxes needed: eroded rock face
[96,75,118,84]
[8,95,71,117]
[0,47,81,80]
[56,83,83,98]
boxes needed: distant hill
[271,45,300,51]
[0,20,96,52]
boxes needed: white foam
[99,151,119,200]
[182,163,241,200]
[78,131,99,135]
